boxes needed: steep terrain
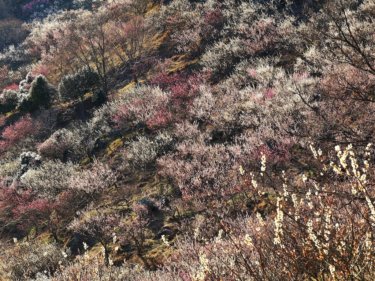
[0,0,374,280]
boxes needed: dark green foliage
[58,67,100,102]
[73,0,97,10]
[0,89,18,113]
[19,75,55,112]
[29,76,54,107]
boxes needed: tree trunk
[104,244,110,267]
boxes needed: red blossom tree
[3,83,19,91]
[0,115,40,153]
[0,186,52,237]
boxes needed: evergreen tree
[19,75,55,112]
[58,67,100,102]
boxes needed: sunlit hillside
[0,0,374,280]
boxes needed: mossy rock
[106,138,124,156]
[117,81,137,96]
[167,54,199,74]
[80,157,92,166]
[144,242,173,266]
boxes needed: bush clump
[18,75,56,112]
[0,89,18,113]
[58,67,100,102]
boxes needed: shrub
[29,75,55,107]
[37,128,79,160]
[18,75,56,112]
[0,182,52,236]
[0,115,40,153]
[0,89,18,113]
[39,119,111,162]
[2,115,36,141]
[126,132,174,170]
[58,67,100,102]
[12,196,53,234]
[86,103,117,139]
[20,160,78,199]
[68,160,116,195]
[113,86,172,130]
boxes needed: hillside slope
[0,0,374,280]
